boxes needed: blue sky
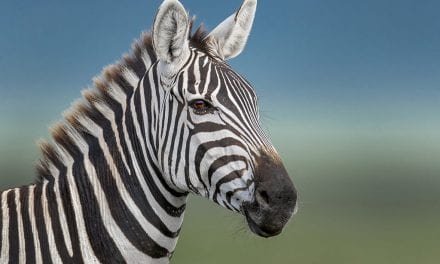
[0,0,439,128]
[0,0,439,165]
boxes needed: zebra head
[151,0,297,237]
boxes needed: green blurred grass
[0,120,439,263]
[174,198,440,264]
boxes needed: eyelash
[189,99,215,114]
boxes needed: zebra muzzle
[242,152,297,237]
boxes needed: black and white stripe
[0,0,297,263]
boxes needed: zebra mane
[35,21,212,182]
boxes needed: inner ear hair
[205,0,257,60]
[153,0,191,65]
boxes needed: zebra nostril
[256,189,270,206]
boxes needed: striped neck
[21,33,188,262]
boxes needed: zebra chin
[241,152,298,238]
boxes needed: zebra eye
[189,99,213,113]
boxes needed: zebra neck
[26,78,188,261]
[16,33,192,260]
[0,155,186,263]
[65,86,187,257]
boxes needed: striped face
[153,0,297,238]
[157,51,270,211]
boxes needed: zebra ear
[206,0,257,60]
[153,0,191,66]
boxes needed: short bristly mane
[35,22,212,182]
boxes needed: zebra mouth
[242,204,283,238]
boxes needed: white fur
[48,164,74,257]
[27,186,43,263]
[41,182,64,263]
[0,190,10,262]
[15,189,26,263]
[153,0,191,78]
[207,0,257,60]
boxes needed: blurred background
[0,0,439,263]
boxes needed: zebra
[0,0,298,263]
